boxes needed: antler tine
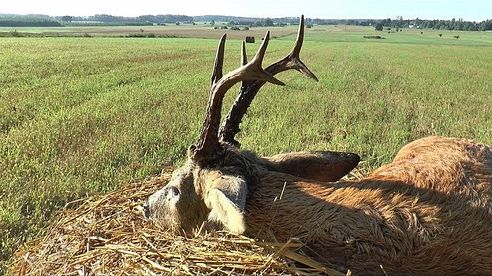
[240,40,256,90]
[219,15,318,147]
[237,31,285,86]
[241,40,248,66]
[191,32,285,162]
[211,34,227,86]
[288,15,318,81]
[290,15,305,58]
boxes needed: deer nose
[165,186,180,200]
[143,202,151,219]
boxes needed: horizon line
[1,12,489,22]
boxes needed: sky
[1,0,491,21]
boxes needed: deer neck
[246,171,443,267]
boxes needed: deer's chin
[152,215,182,233]
[148,207,195,234]
[148,204,178,226]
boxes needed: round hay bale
[8,171,339,275]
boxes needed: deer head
[144,16,360,234]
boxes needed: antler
[190,32,284,163]
[219,15,318,147]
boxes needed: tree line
[0,14,62,27]
[375,17,492,31]
[311,17,491,31]
[0,13,490,31]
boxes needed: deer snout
[165,186,180,202]
[144,185,180,219]
[143,201,151,219]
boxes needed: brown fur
[265,151,360,182]
[246,136,492,275]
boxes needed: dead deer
[144,16,492,275]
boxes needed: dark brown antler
[219,15,318,147]
[210,34,226,86]
[191,32,284,163]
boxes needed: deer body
[247,136,492,275]
[144,16,492,275]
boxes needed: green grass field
[0,23,297,39]
[1,25,491,272]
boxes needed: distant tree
[210,20,215,26]
[61,16,72,22]
[465,22,477,31]
[375,23,383,31]
[397,16,404,27]
[137,15,156,23]
[175,22,180,25]
[480,19,492,31]
[346,19,357,25]
[264,18,274,26]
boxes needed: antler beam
[191,32,284,163]
[219,15,318,147]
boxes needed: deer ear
[205,175,247,234]
[266,151,360,182]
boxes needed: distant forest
[1,13,491,31]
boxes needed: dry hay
[9,168,348,276]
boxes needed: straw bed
[9,169,346,275]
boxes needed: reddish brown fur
[246,136,492,275]
[265,151,360,182]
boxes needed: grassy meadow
[1,25,491,272]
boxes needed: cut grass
[1,28,491,273]
[0,24,298,39]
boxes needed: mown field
[1,25,491,272]
[0,23,298,39]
